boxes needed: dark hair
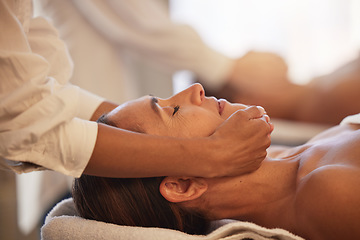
[73,176,209,234]
[72,113,210,234]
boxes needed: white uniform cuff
[2,119,98,178]
[77,87,105,120]
[63,118,98,177]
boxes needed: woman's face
[106,84,249,138]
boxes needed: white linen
[0,0,103,177]
[41,198,304,240]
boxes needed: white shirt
[0,0,104,177]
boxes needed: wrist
[181,137,222,178]
[193,137,228,178]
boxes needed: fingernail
[257,106,265,115]
[264,114,270,123]
[269,122,274,133]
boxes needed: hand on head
[101,83,273,177]
[209,105,273,177]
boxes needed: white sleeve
[73,0,235,89]
[0,1,98,177]
[0,118,97,177]
[77,87,105,120]
[26,16,105,120]
[1,119,98,178]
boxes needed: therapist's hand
[207,105,272,177]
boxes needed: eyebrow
[150,96,161,119]
[96,112,118,127]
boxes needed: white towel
[41,198,304,240]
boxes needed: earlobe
[160,177,208,203]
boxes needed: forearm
[293,75,360,124]
[291,57,360,124]
[247,82,309,121]
[84,107,271,178]
[84,123,215,178]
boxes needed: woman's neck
[204,157,300,228]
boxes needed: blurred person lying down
[73,83,360,240]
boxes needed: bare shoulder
[295,165,360,240]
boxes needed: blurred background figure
[35,0,235,103]
[170,0,360,126]
[208,50,360,125]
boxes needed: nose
[173,83,205,105]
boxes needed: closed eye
[173,105,180,115]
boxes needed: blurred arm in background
[209,51,360,125]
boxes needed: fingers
[242,105,266,119]
[232,105,273,133]
[260,114,274,134]
[210,105,273,177]
[226,105,264,122]
[249,106,273,131]
[218,105,274,140]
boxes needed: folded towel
[41,198,304,240]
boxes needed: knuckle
[231,110,246,119]
[244,106,257,115]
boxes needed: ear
[159,177,208,203]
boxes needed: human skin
[104,83,273,138]
[84,84,272,178]
[215,51,360,125]
[105,84,360,240]
[0,0,271,179]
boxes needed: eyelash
[152,96,179,116]
[173,105,180,116]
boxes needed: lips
[218,99,227,115]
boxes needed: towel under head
[41,198,304,240]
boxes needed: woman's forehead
[107,96,165,134]
[109,96,149,118]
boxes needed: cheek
[184,112,223,137]
[165,108,224,138]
